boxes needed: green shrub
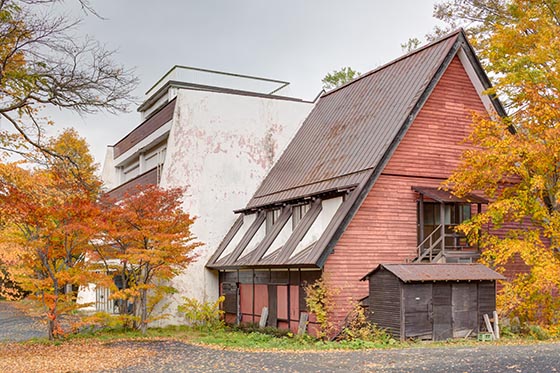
[338,303,396,346]
[527,324,551,340]
[177,296,225,330]
[304,276,338,340]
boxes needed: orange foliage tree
[93,185,200,334]
[437,0,560,331]
[0,129,108,339]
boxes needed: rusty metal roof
[243,32,461,211]
[362,263,505,282]
[209,30,505,271]
[412,186,488,204]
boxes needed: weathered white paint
[155,88,313,324]
[290,197,343,258]
[101,146,117,190]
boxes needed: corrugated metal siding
[245,34,458,210]
[113,99,176,158]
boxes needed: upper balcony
[412,186,488,263]
[138,65,294,118]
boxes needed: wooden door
[451,283,478,338]
[432,283,452,340]
[404,284,433,339]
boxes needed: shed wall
[368,268,402,338]
[324,56,488,326]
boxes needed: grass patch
[8,323,559,351]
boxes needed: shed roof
[412,186,488,204]
[361,264,505,282]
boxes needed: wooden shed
[361,264,505,341]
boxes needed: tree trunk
[139,288,147,334]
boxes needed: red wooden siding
[324,56,488,326]
[113,99,175,158]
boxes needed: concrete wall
[158,89,314,324]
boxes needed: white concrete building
[98,66,315,323]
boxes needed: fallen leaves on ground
[0,339,156,373]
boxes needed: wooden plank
[369,270,402,339]
[259,307,268,328]
[298,312,309,335]
[267,285,278,327]
[483,314,496,340]
[493,310,500,340]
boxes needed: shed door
[404,284,433,339]
[432,283,452,340]
[452,283,478,338]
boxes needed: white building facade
[96,66,315,323]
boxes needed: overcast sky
[48,0,443,167]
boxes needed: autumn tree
[0,0,137,154]
[0,129,106,339]
[94,185,200,334]
[436,0,560,330]
[322,67,361,90]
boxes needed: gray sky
[49,0,443,167]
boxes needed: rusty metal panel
[412,186,487,204]
[363,264,505,282]
[243,34,459,211]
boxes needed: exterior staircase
[413,224,480,263]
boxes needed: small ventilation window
[265,208,282,234]
[292,203,310,230]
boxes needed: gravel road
[0,301,46,341]
[105,339,560,373]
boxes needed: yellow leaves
[0,340,156,373]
